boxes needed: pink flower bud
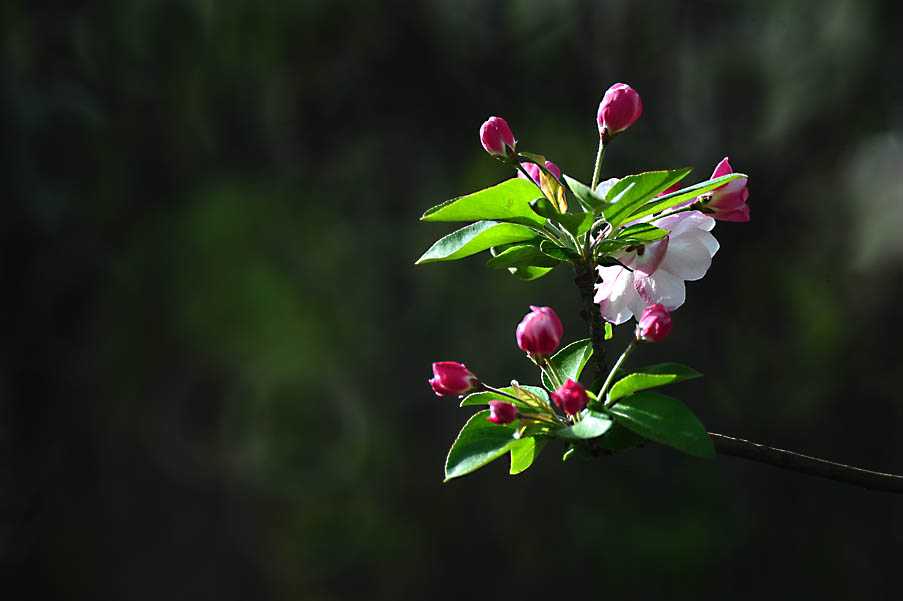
[551,379,588,416]
[636,303,672,342]
[487,400,518,425]
[515,305,564,356]
[705,157,750,222]
[596,83,643,137]
[429,361,479,397]
[480,116,517,158]
[518,160,561,186]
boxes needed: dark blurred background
[3,0,903,599]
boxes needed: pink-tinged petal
[544,161,562,181]
[634,270,686,311]
[711,157,733,179]
[719,176,747,195]
[595,265,641,324]
[655,210,716,234]
[711,189,747,211]
[715,205,751,222]
[658,235,714,281]
[619,237,669,276]
[518,162,542,185]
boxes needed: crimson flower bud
[596,83,643,138]
[480,116,517,158]
[487,400,518,425]
[551,379,588,416]
[429,362,479,397]
[515,305,564,357]
[636,304,672,343]
[705,157,750,222]
[518,160,561,186]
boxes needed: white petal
[696,230,720,256]
[634,270,686,311]
[595,266,639,325]
[659,235,714,281]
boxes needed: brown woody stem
[709,432,903,493]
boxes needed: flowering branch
[414,80,903,494]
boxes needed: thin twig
[709,432,903,493]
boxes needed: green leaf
[553,411,613,440]
[529,197,559,220]
[563,174,605,212]
[416,221,539,264]
[421,178,544,226]
[602,168,693,227]
[604,322,614,341]
[625,173,747,223]
[486,244,558,269]
[508,265,554,281]
[538,240,576,262]
[607,391,715,458]
[509,437,546,475]
[541,339,593,390]
[554,212,595,236]
[614,223,669,243]
[607,363,703,403]
[460,385,548,409]
[595,423,645,452]
[445,410,520,481]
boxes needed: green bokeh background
[4,1,903,599]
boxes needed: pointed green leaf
[541,339,594,390]
[602,168,693,227]
[554,212,595,236]
[614,223,669,243]
[445,410,520,481]
[563,174,605,212]
[607,391,714,458]
[625,173,746,223]
[485,244,558,269]
[416,221,538,264]
[552,411,613,440]
[507,265,554,281]
[460,385,548,409]
[509,437,546,475]
[421,178,545,226]
[608,363,703,403]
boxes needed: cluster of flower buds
[428,299,676,428]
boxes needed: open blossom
[516,306,564,356]
[429,362,479,397]
[480,116,516,158]
[518,160,561,186]
[487,401,517,424]
[594,211,719,324]
[706,157,750,222]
